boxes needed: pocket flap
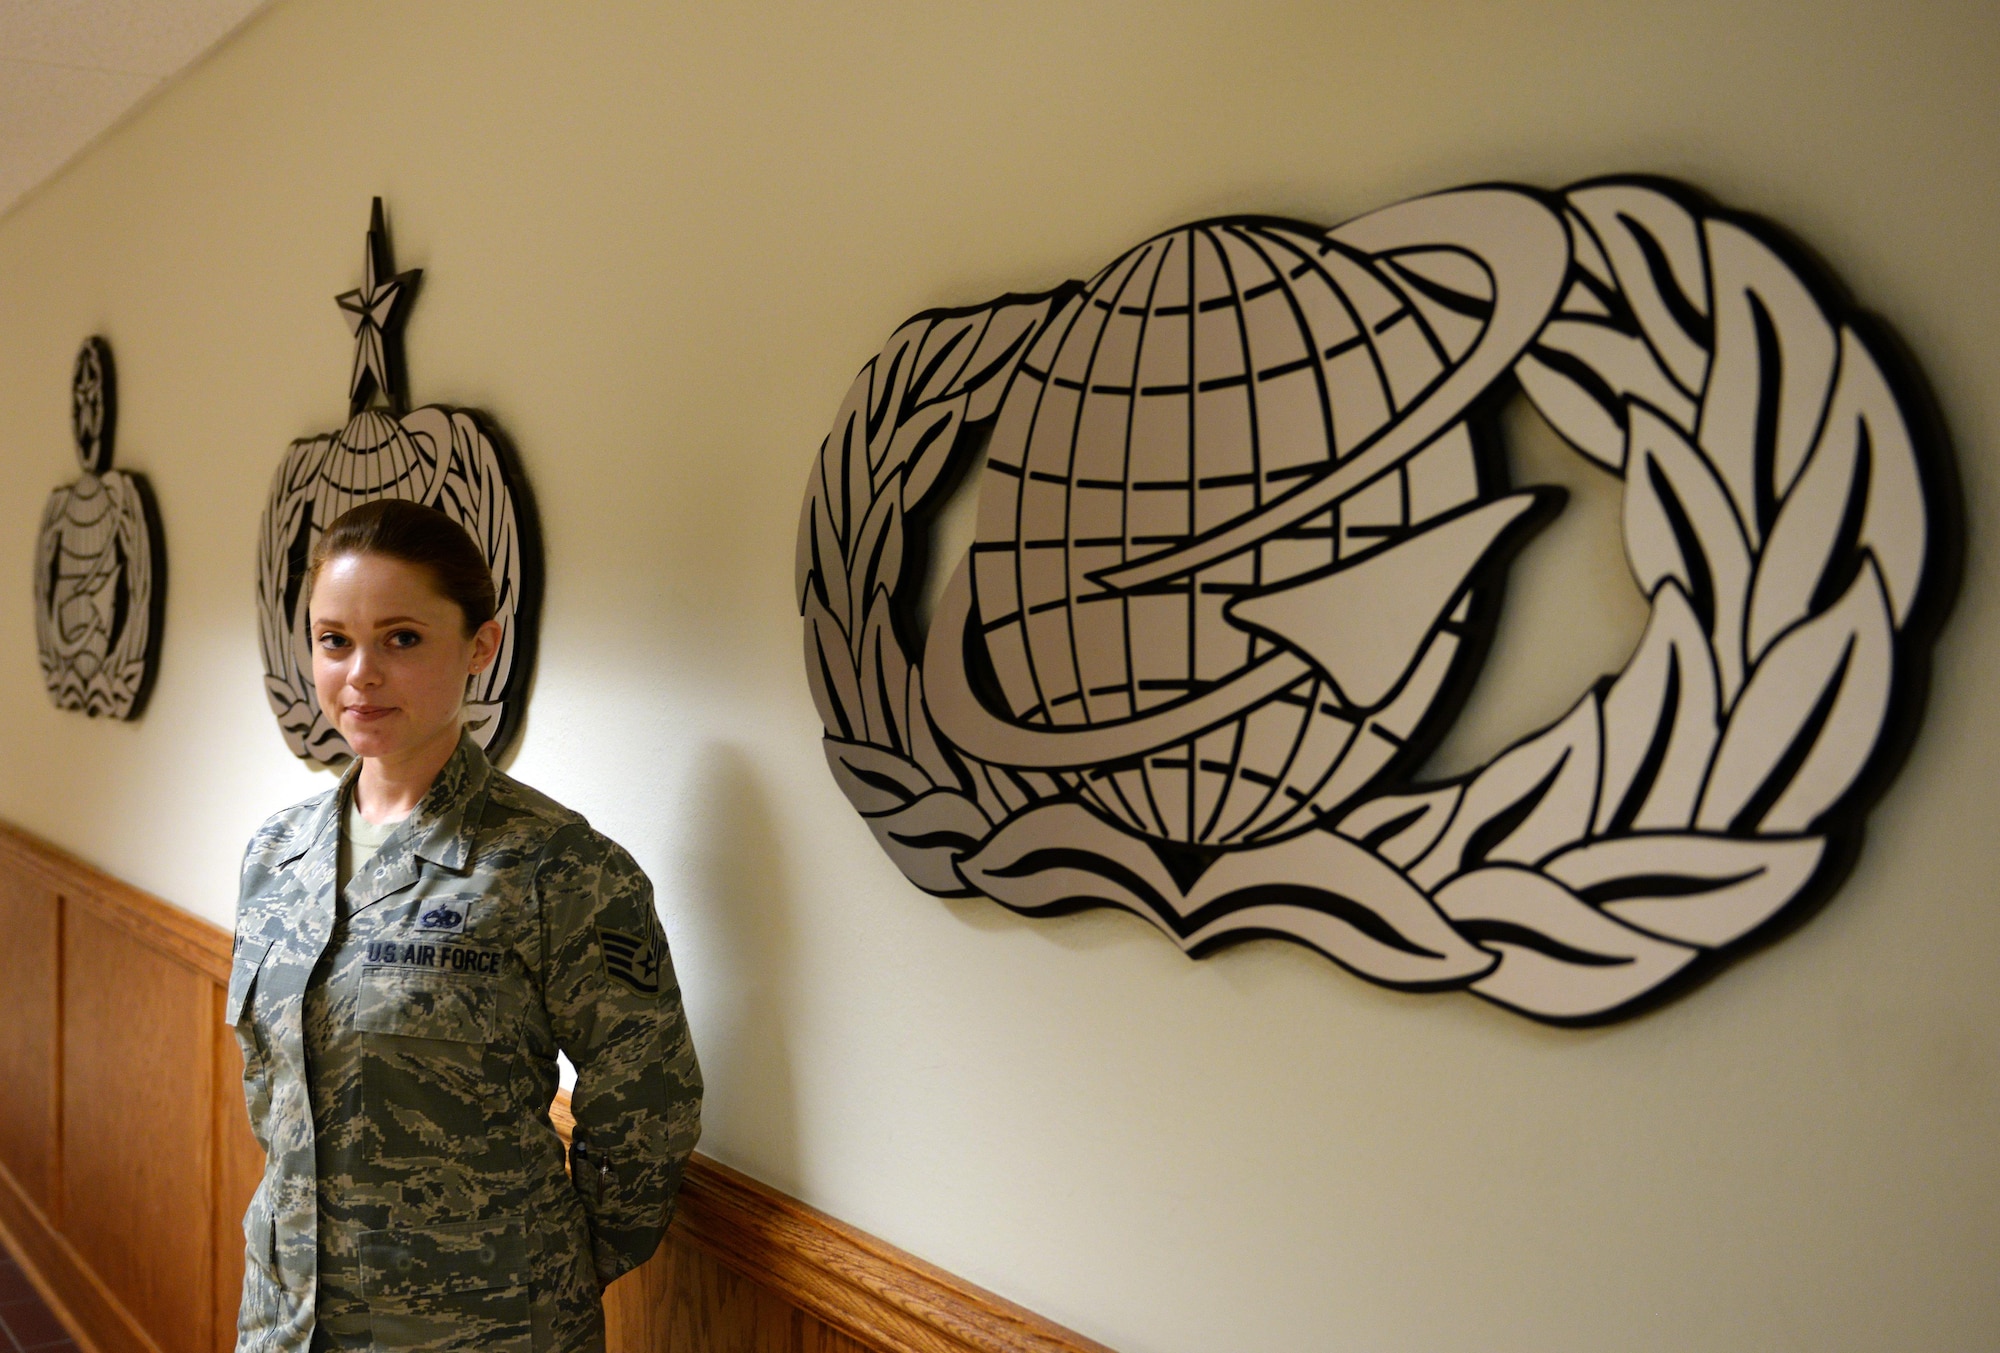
[356,967,496,1044]
[226,937,272,1026]
[360,1213,529,1298]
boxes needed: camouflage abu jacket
[229,733,702,1353]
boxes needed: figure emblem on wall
[257,199,541,766]
[34,337,167,719]
[797,178,1955,1023]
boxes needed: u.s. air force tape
[363,940,504,975]
[596,925,662,997]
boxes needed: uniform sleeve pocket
[225,937,272,1027]
[356,967,496,1044]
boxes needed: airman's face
[308,552,500,764]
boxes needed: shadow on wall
[680,742,802,1190]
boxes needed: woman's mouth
[345,704,396,723]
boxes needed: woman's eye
[387,630,421,649]
[316,632,349,650]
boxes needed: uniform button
[396,1255,413,1274]
[478,1245,496,1264]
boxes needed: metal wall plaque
[796,178,1955,1024]
[35,337,166,720]
[256,199,541,766]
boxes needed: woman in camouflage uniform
[229,500,701,1353]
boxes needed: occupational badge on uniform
[256,198,542,767]
[416,901,471,935]
[796,178,1956,1024]
[34,337,167,719]
[597,926,664,997]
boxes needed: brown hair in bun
[307,499,497,636]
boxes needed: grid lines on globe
[970,221,1493,844]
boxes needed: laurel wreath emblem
[255,200,539,769]
[797,179,1947,1023]
[34,337,166,722]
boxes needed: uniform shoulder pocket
[226,937,272,1027]
[356,967,497,1045]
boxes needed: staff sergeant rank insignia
[598,926,663,997]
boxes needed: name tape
[363,941,503,975]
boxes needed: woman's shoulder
[479,768,602,852]
[243,784,339,866]
[478,770,645,878]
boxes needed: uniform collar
[269,728,492,877]
[408,730,492,873]
[275,772,347,868]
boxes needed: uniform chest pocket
[356,966,497,1044]
[357,967,503,1125]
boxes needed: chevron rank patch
[598,925,663,997]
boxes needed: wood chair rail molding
[0,819,1112,1353]
[549,1097,1112,1353]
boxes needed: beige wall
[2,2,1996,1349]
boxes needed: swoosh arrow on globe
[1224,488,1563,711]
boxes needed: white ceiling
[0,0,270,220]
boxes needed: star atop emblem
[336,197,421,415]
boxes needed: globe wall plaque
[257,199,542,767]
[796,178,1955,1024]
[34,337,167,720]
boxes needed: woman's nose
[348,645,384,686]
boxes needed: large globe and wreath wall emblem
[257,199,541,767]
[796,178,1954,1024]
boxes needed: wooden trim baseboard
[0,1157,157,1353]
[0,818,1113,1353]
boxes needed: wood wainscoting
[0,823,1110,1353]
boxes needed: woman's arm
[535,823,703,1284]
